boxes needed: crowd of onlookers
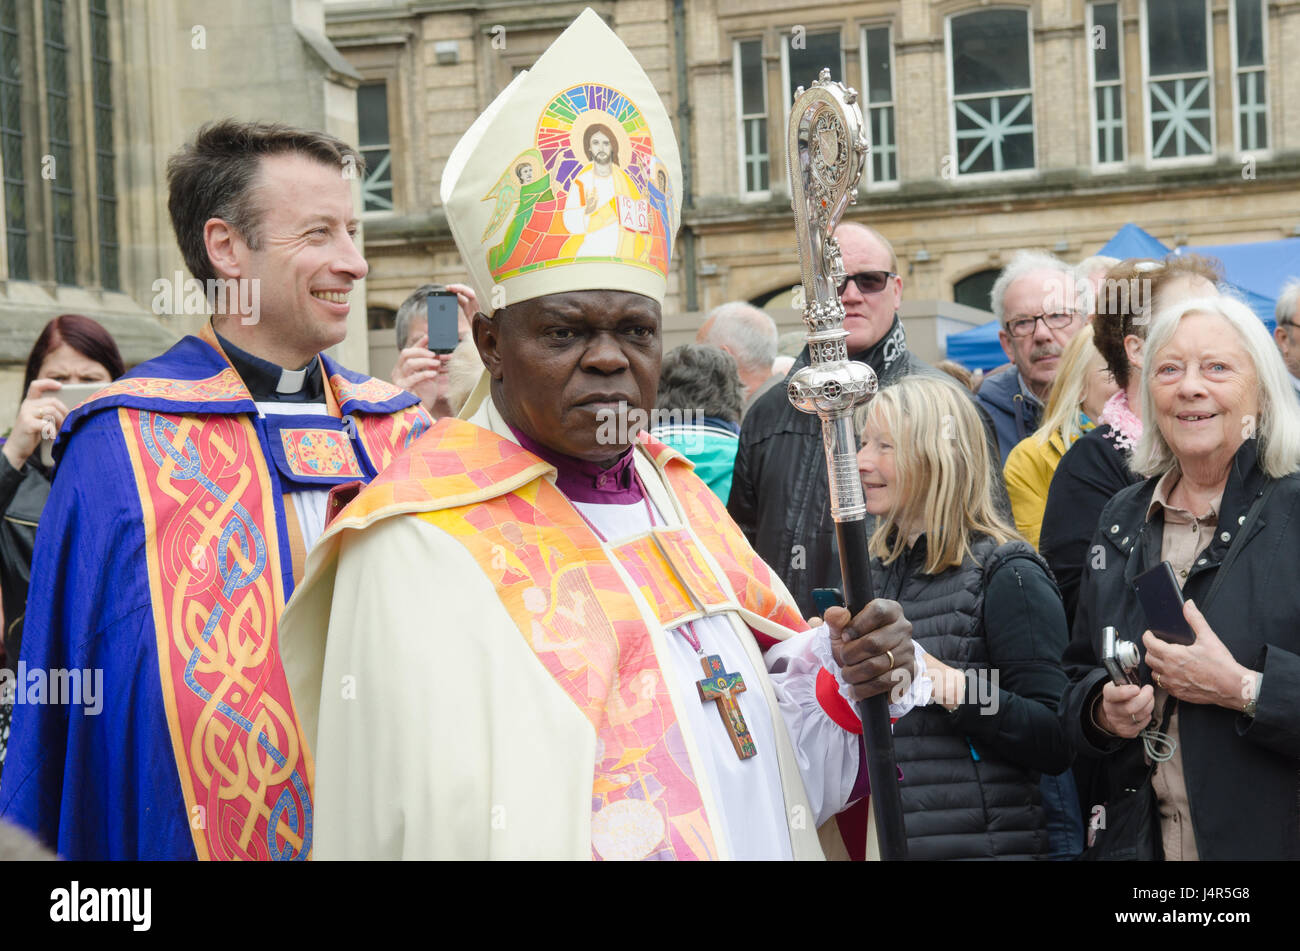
[650,225,1300,860]
[3,214,1298,860]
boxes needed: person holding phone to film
[390,282,479,419]
[0,315,124,773]
[1061,295,1300,860]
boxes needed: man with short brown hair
[1,119,430,861]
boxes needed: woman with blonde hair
[856,375,1072,859]
[1004,324,1118,547]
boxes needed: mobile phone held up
[1132,561,1197,646]
[39,381,110,467]
[426,290,460,355]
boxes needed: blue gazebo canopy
[945,225,1300,370]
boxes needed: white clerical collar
[277,367,307,394]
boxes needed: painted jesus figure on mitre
[561,120,641,259]
[279,6,930,861]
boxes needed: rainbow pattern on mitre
[441,7,682,315]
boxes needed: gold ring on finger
[886,649,895,671]
[1154,672,1163,688]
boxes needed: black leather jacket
[728,317,1009,616]
[728,318,932,615]
[0,449,51,670]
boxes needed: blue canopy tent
[944,319,1004,370]
[1096,222,1170,260]
[945,225,1300,370]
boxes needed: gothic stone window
[0,0,120,288]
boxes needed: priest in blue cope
[0,120,429,860]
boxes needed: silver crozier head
[785,69,876,521]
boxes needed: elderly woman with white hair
[1061,295,1300,860]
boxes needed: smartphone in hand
[39,381,110,467]
[426,290,461,354]
[1133,561,1197,645]
[811,587,843,617]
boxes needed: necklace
[570,467,757,759]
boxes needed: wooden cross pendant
[696,654,757,759]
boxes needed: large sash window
[1089,2,1125,167]
[358,82,393,213]
[1232,0,1268,153]
[0,0,120,288]
[947,9,1035,176]
[1144,0,1212,161]
[734,38,769,195]
[0,0,27,280]
[861,25,897,186]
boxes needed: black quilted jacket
[876,534,1073,860]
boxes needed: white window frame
[859,23,899,189]
[780,26,845,127]
[357,81,395,216]
[944,6,1039,183]
[1086,2,1126,171]
[780,27,845,194]
[733,36,771,201]
[1230,0,1270,157]
[1140,0,1215,167]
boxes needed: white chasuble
[280,395,923,860]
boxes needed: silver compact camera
[1101,625,1140,686]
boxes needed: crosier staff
[785,68,907,861]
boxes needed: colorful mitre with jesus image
[442,7,680,314]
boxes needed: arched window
[947,8,1035,176]
[953,268,1000,313]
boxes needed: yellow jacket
[1003,429,1073,549]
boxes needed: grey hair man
[1272,278,1300,397]
[980,250,1085,462]
[696,301,778,402]
[390,281,477,419]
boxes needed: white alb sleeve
[765,625,932,825]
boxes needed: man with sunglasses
[729,223,934,616]
[980,251,1084,464]
[1272,279,1300,399]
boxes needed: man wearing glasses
[980,251,1084,464]
[1272,279,1300,398]
[729,222,931,616]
